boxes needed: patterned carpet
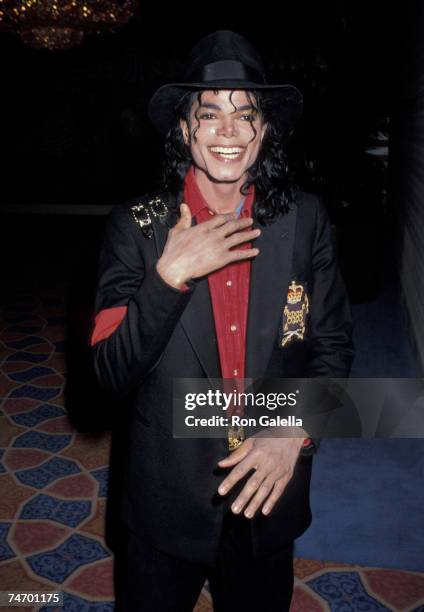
[1,285,424,611]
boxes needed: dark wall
[390,1,424,369]
[0,2,398,206]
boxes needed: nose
[215,115,239,138]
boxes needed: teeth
[210,147,243,154]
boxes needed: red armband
[90,306,127,346]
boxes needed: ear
[179,118,190,145]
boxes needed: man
[91,30,353,611]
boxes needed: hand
[156,203,260,289]
[217,429,307,518]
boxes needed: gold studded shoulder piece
[130,196,169,239]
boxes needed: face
[180,89,267,183]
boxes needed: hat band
[188,60,266,84]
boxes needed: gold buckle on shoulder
[130,196,168,239]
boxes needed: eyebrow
[198,102,255,112]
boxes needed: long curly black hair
[160,89,298,224]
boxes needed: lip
[208,146,246,163]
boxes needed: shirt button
[233,369,238,376]
[226,280,232,287]
[230,324,237,332]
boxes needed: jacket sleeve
[91,204,195,397]
[306,198,354,378]
[301,199,354,453]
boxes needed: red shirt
[184,166,254,388]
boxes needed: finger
[177,203,192,229]
[218,439,252,469]
[261,478,289,515]
[243,474,276,518]
[205,212,237,229]
[216,217,254,237]
[225,228,261,249]
[231,470,268,515]
[218,455,257,496]
[224,248,260,264]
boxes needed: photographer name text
[184,415,303,427]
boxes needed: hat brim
[148,81,303,135]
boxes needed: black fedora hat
[148,30,303,135]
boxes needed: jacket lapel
[178,277,221,380]
[245,206,297,379]
[153,194,221,381]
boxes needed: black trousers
[115,510,294,612]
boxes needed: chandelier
[0,0,138,50]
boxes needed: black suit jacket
[92,190,354,566]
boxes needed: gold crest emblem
[281,280,309,347]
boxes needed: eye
[240,113,256,122]
[200,112,216,120]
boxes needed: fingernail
[218,486,227,495]
[244,510,252,518]
[232,504,240,513]
[262,507,269,515]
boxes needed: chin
[206,166,245,184]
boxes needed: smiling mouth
[208,146,246,161]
